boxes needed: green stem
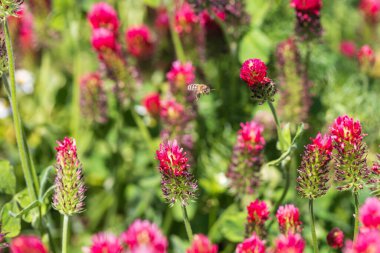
[353,192,359,241]
[309,199,319,253]
[3,21,39,200]
[181,205,193,242]
[62,215,69,253]
[169,1,186,62]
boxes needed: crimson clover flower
[10,235,47,253]
[186,234,218,253]
[0,0,23,19]
[329,115,370,192]
[240,58,276,104]
[166,60,196,94]
[359,197,380,230]
[87,2,120,33]
[156,140,197,206]
[357,45,376,73]
[274,233,305,253]
[343,229,380,252]
[291,0,323,41]
[359,0,380,24]
[326,227,344,249]
[276,204,302,235]
[236,233,266,253]
[53,137,86,216]
[125,25,154,59]
[297,133,333,199]
[83,233,123,253]
[245,199,269,238]
[142,92,161,118]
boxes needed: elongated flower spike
[156,140,197,206]
[245,199,269,238]
[53,137,86,216]
[240,58,276,104]
[276,204,302,235]
[274,233,305,253]
[329,115,370,192]
[291,0,323,41]
[0,0,23,19]
[297,133,333,199]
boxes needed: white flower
[0,99,10,119]
[15,69,34,94]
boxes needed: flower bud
[326,227,344,249]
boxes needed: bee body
[187,84,212,100]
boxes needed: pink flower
[55,137,78,168]
[291,0,323,41]
[160,99,185,125]
[186,234,218,253]
[8,4,35,52]
[309,133,333,155]
[155,8,169,30]
[121,219,168,253]
[91,28,119,53]
[291,0,322,10]
[359,0,380,23]
[10,235,47,253]
[344,229,380,253]
[326,228,344,249]
[276,204,302,234]
[359,197,380,229]
[237,120,265,153]
[240,58,268,87]
[166,61,196,92]
[330,115,363,148]
[236,234,266,253]
[275,233,305,253]
[247,199,270,225]
[87,2,120,33]
[175,3,198,34]
[156,140,189,176]
[84,233,123,253]
[358,45,376,70]
[340,41,357,58]
[125,25,154,58]
[143,93,161,117]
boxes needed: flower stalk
[354,192,359,240]
[62,215,69,253]
[309,199,319,253]
[181,204,193,242]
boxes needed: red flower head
[87,2,119,33]
[310,133,333,155]
[236,234,266,253]
[91,28,119,53]
[156,140,189,176]
[85,233,123,253]
[160,99,185,125]
[237,120,265,153]
[186,234,218,253]
[359,197,380,229]
[326,228,344,249]
[125,25,154,58]
[359,0,380,24]
[291,0,322,11]
[143,92,161,117]
[155,8,169,30]
[8,4,35,52]
[247,199,270,225]
[343,229,380,253]
[55,137,79,168]
[291,0,323,41]
[275,233,305,253]
[121,219,168,253]
[10,235,47,253]
[166,61,196,93]
[330,115,363,149]
[358,45,376,71]
[276,204,302,234]
[340,41,357,58]
[175,3,198,34]
[240,58,268,87]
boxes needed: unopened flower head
[121,219,168,253]
[84,233,123,253]
[156,140,197,206]
[329,115,370,192]
[240,58,276,104]
[326,227,344,249]
[227,120,265,195]
[276,38,312,124]
[87,2,119,33]
[359,197,380,229]
[343,229,380,253]
[175,3,198,34]
[142,92,161,117]
[186,234,218,253]
[53,137,86,215]
[245,199,269,237]
[10,235,47,253]
[236,233,266,253]
[297,133,332,199]
[80,72,108,124]
[166,61,196,94]
[291,0,323,41]
[275,233,305,253]
[125,25,154,58]
[358,45,376,73]
[359,0,380,24]
[276,204,302,234]
[0,0,23,19]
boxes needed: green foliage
[0,160,16,195]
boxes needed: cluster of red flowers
[291,0,323,41]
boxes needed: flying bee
[187,83,214,100]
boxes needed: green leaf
[1,202,21,238]
[209,204,241,242]
[277,123,292,151]
[221,212,246,242]
[170,235,188,253]
[143,0,160,7]
[0,160,16,195]
[238,29,272,64]
[246,0,271,27]
[14,189,39,223]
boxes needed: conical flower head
[245,200,269,238]
[87,2,120,33]
[53,137,86,215]
[84,233,123,253]
[156,140,197,206]
[125,25,154,58]
[326,227,344,249]
[329,115,370,192]
[275,233,305,253]
[236,233,266,253]
[0,0,23,18]
[186,234,218,253]
[276,204,302,234]
[291,0,323,41]
[297,133,332,199]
